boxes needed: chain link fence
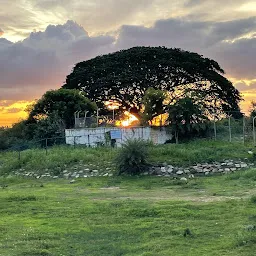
[2,116,256,161]
[212,117,254,144]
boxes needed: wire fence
[212,117,254,144]
[2,116,256,161]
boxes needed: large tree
[29,89,97,129]
[63,46,241,117]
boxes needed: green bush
[251,195,256,204]
[115,139,150,175]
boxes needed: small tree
[168,97,209,143]
[142,87,166,125]
[29,89,97,129]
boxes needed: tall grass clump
[115,139,150,175]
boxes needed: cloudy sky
[0,0,256,126]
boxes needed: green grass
[0,140,253,175]
[0,174,256,255]
[0,139,256,255]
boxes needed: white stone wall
[65,127,171,147]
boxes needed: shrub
[251,195,256,204]
[115,139,150,175]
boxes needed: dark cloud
[213,37,256,80]
[0,21,115,101]
[0,18,255,103]
[116,17,256,80]
[0,38,13,47]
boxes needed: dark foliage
[63,46,241,117]
[29,89,97,129]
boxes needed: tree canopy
[63,46,241,117]
[168,97,209,143]
[29,89,97,129]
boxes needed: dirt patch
[100,186,120,190]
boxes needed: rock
[224,168,230,172]
[75,175,80,178]
[176,170,184,175]
[248,151,254,155]
[230,168,237,171]
[188,174,194,179]
[70,180,76,183]
[235,164,241,168]
[241,163,248,168]
[92,170,99,173]
[161,167,166,173]
[79,170,83,174]
[167,168,173,174]
[103,173,109,177]
[83,175,88,178]
[205,172,210,175]
[180,177,188,182]
[53,176,58,179]
[184,169,190,174]
[108,174,113,177]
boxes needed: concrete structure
[65,127,172,147]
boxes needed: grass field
[0,140,253,175]
[0,140,256,255]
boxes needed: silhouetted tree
[29,89,97,129]
[63,46,241,117]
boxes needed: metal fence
[212,117,254,144]
[2,116,256,161]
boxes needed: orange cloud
[0,101,32,127]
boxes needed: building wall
[65,127,171,147]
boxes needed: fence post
[253,117,256,146]
[96,109,99,127]
[213,118,217,140]
[243,117,245,145]
[228,115,232,142]
[45,138,48,155]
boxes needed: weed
[115,139,150,175]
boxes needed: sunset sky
[1,0,256,126]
